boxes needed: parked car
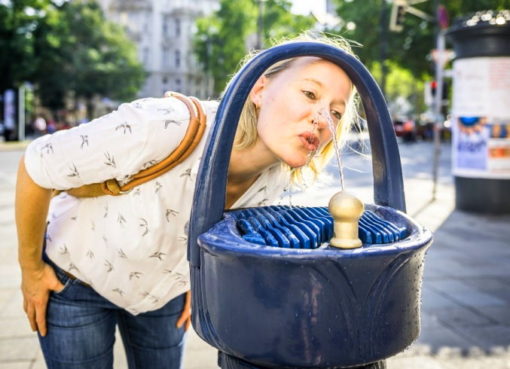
[393,119,416,142]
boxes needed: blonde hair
[229,33,360,185]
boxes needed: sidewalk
[1,142,510,368]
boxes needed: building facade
[97,0,218,98]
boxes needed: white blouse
[24,96,290,315]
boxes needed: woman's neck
[228,140,278,184]
[225,141,279,208]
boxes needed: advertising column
[447,10,510,214]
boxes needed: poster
[452,57,510,179]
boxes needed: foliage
[32,0,145,112]
[0,0,51,92]
[0,0,145,115]
[332,0,510,79]
[194,0,314,95]
[329,0,510,115]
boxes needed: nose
[312,107,331,130]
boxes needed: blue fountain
[187,42,432,368]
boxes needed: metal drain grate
[229,206,408,248]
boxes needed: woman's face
[250,57,353,168]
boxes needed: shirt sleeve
[24,96,192,190]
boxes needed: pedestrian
[15,34,360,369]
[32,115,47,137]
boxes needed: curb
[0,140,30,152]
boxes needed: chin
[284,156,309,169]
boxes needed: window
[162,16,170,37]
[175,18,181,37]
[162,47,170,68]
[175,49,181,68]
[142,47,150,64]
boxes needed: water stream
[319,108,345,191]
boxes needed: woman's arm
[15,156,64,337]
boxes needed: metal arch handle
[188,42,405,267]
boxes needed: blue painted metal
[188,41,405,269]
[187,42,431,368]
[231,206,409,248]
[197,204,431,368]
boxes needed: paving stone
[428,306,493,327]
[0,290,25,318]
[415,325,477,353]
[480,306,510,326]
[0,362,31,369]
[0,337,39,361]
[0,317,33,338]
[420,286,461,311]
[427,280,506,308]
[450,325,510,352]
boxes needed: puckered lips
[299,131,320,151]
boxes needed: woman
[16,35,359,369]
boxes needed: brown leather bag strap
[64,92,206,198]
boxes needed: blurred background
[0,0,507,141]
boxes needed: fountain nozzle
[328,191,364,249]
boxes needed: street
[1,140,510,369]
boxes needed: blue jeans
[39,260,186,369]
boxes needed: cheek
[322,128,334,143]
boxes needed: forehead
[287,56,345,75]
[274,57,352,99]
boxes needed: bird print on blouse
[129,271,142,280]
[104,152,116,168]
[115,122,132,134]
[165,209,178,222]
[80,135,89,149]
[105,260,114,273]
[141,160,158,170]
[164,119,183,128]
[149,251,165,261]
[67,163,80,178]
[117,214,126,227]
[40,143,54,157]
[154,181,162,193]
[59,244,69,255]
[139,218,149,236]
[112,288,124,296]
[180,168,192,178]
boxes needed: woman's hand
[176,290,191,331]
[21,263,64,336]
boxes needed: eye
[331,110,343,120]
[302,90,316,100]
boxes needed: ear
[249,75,267,108]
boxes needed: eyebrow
[302,78,346,107]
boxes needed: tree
[32,0,145,116]
[329,0,510,116]
[0,0,51,92]
[332,0,510,80]
[194,0,314,96]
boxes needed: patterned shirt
[24,96,290,314]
